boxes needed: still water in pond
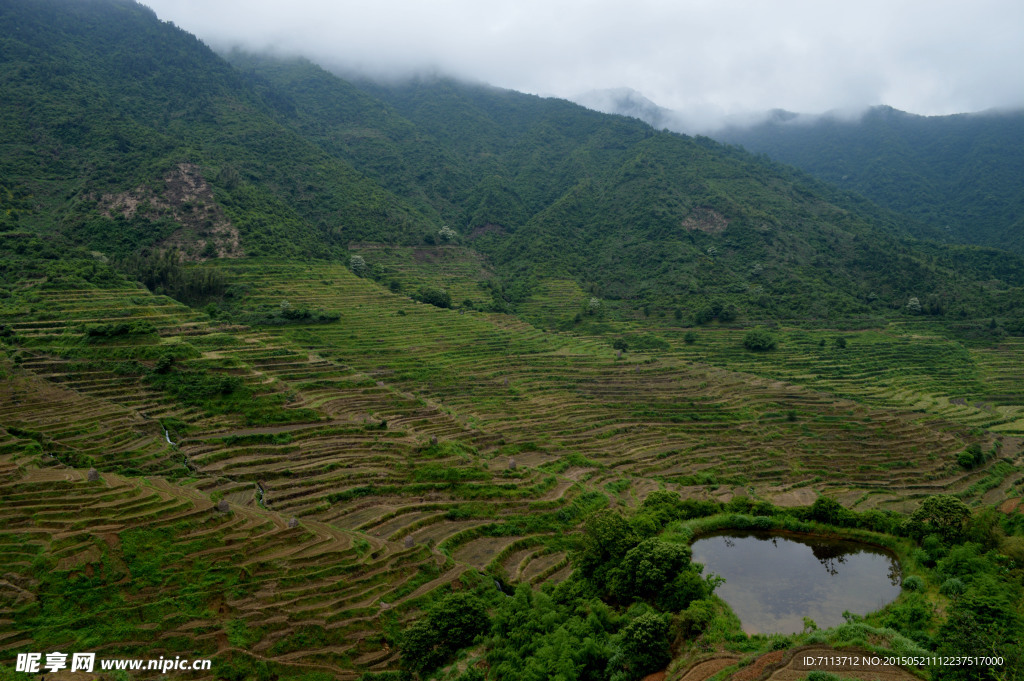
[690,532,901,635]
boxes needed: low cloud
[144,0,1024,121]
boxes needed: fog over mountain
[145,0,1024,125]
[571,87,805,135]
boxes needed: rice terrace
[2,1,1024,680]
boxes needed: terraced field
[0,457,431,678]
[648,323,1024,434]
[347,243,494,310]
[516,278,592,328]
[210,260,999,511]
[2,257,1020,677]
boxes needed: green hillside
[0,0,438,259]
[715,106,1024,254]
[343,78,1024,321]
[160,55,1024,326]
[4,0,1024,324]
[2,1,1024,680]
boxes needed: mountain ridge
[713,104,1024,255]
[1,0,1023,327]
[572,87,1024,257]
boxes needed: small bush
[154,353,174,374]
[743,329,777,352]
[939,577,965,597]
[415,287,452,308]
[902,575,925,591]
[82,320,157,340]
[349,255,368,277]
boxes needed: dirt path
[673,655,741,681]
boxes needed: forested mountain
[3,0,1024,326]
[714,106,1024,255]
[0,0,437,259]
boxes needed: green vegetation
[743,328,777,352]
[399,592,490,677]
[4,0,1024,325]
[717,106,1024,255]
[2,2,1024,680]
[2,244,1024,678]
[389,493,1024,681]
[414,287,453,309]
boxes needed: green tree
[416,287,452,308]
[809,496,852,526]
[400,592,489,678]
[934,577,1023,681]
[349,255,369,277]
[608,612,669,681]
[743,329,777,351]
[612,539,692,603]
[907,495,971,541]
[576,511,638,584]
[637,490,684,528]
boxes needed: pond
[690,532,901,634]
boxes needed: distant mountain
[576,92,1024,257]
[571,88,779,135]
[330,74,1024,320]
[3,0,1024,324]
[573,87,680,130]
[712,105,1024,255]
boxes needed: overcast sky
[143,0,1024,125]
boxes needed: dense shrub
[743,329,777,351]
[692,300,737,325]
[809,496,854,527]
[400,592,489,677]
[607,612,670,681]
[611,539,706,608]
[940,577,966,597]
[121,249,226,304]
[902,575,925,591]
[415,286,452,308]
[245,305,340,325]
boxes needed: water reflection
[691,532,901,634]
[811,542,848,576]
